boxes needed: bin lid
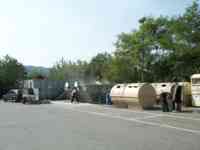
[191,74,200,79]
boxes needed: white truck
[22,88,40,104]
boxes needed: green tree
[85,52,112,82]
[48,58,88,81]
[113,0,200,82]
[27,68,46,79]
[0,55,25,89]
[169,0,200,79]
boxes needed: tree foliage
[48,58,88,81]
[85,52,112,82]
[111,0,200,82]
[49,53,113,83]
[26,68,47,79]
[0,55,25,89]
[49,1,200,83]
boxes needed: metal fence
[23,80,66,100]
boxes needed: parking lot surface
[0,101,200,150]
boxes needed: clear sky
[0,0,194,67]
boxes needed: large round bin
[110,83,156,109]
[151,83,173,101]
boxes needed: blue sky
[0,0,194,67]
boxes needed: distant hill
[25,65,50,76]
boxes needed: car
[3,90,18,102]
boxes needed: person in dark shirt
[71,87,79,103]
[160,92,170,112]
[16,89,23,103]
[175,86,182,112]
[171,83,183,112]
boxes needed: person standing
[171,83,178,111]
[171,82,182,112]
[106,90,112,105]
[175,85,182,112]
[71,87,79,103]
[167,92,173,112]
[17,89,23,103]
[160,92,169,112]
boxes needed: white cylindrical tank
[179,82,192,106]
[110,83,156,109]
[152,82,192,106]
[151,83,174,101]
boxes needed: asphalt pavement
[0,101,200,150]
